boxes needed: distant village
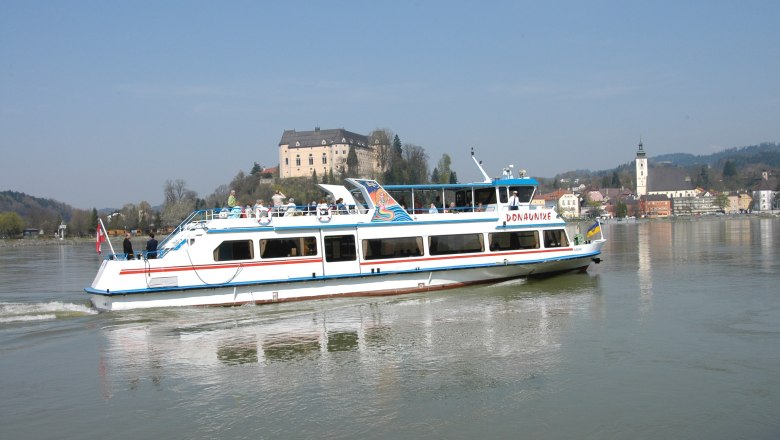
[538,141,777,219]
[279,128,779,220]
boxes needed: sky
[1,1,779,209]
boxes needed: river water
[1,218,778,439]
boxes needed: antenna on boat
[471,148,491,183]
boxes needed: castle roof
[279,128,369,149]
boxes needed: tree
[611,171,621,187]
[68,208,92,237]
[90,208,98,234]
[370,128,393,175]
[435,154,452,184]
[715,193,729,212]
[346,145,359,177]
[722,160,737,178]
[403,144,429,184]
[696,165,710,189]
[615,200,628,218]
[449,171,458,184]
[586,201,603,219]
[250,162,262,175]
[383,134,406,183]
[162,179,197,227]
[392,135,402,157]
[430,167,440,184]
[0,211,25,238]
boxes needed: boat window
[213,240,254,262]
[429,233,484,255]
[260,237,317,259]
[362,236,423,260]
[509,186,535,203]
[488,231,539,251]
[474,187,496,205]
[324,235,357,262]
[542,229,569,248]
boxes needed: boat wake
[0,301,97,324]
[491,278,528,287]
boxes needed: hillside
[0,190,73,229]
[652,142,780,168]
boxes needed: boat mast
[471,148,491,183]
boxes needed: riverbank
[0,236,163,248]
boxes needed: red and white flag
[96,221,106,254]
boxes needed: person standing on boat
[227,190,237,208]
[272,190,286,216]
[428,203,438,214]
[123,233,134,260]
[146,233,158,259]
[508,191,520,211]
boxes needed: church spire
[636,138,646,157]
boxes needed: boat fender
[318,208,332,222]
[258,214,272,226]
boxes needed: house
[558,193,580,218]
[641,194,672,218]
[752,171,777,212]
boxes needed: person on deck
[271,190,286,216]
[146,233,158,259]
[123,233,134,260]
[508,191,520,210]
[227,190,237,208]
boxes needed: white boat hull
[89,253,597,312]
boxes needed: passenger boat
[85,153,605,311]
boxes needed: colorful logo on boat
[355,180,413,223]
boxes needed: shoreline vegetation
[0,235,166,248]
[2,214,776,248]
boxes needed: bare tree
[403,144,429,184]
[370,128,393,175]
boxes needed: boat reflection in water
[98,274,602,400]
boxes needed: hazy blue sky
[2,1,778,209]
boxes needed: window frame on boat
[324,235,357,262]
[428,233,484,256]
[542,229,569,248]
[213,240,255,262]
[488,230,540,251]
[259,237,318,259]
[362,236,424,260]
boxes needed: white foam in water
[491,278,528,287]
[0,301,97,323]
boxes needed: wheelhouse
[384,179,538,214]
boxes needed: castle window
[295,155,301,166]
[322,153,327,164]
[308,154,314,165]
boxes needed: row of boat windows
[213,229,569,262]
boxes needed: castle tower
[635,139,648,196]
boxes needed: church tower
[635,139,648,196]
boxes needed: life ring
[258,214,272,226]
[317,208,332,222]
